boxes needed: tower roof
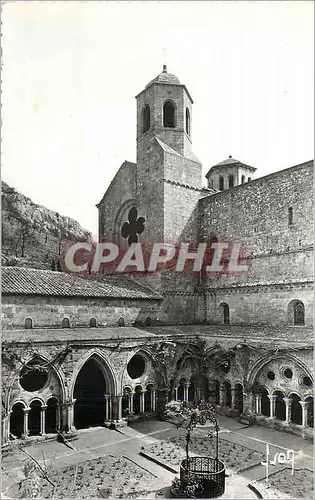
[205,156,257,178]
[145,65,180,88]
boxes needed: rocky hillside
[2,182,92,270]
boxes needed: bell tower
[136,65,194,162]
[135,66,202,246]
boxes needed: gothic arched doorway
[74,358,107,429]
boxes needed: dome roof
[145,65,180,88]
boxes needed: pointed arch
[248,353,313,387]
[7,354,66,409]
[69,349,118,399]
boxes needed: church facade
[2,66,313,448]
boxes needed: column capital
[299,401,308,407]
[23,408,30,413]
[267,395,277,401]
[283,398,292,406]
[41,405,48,410]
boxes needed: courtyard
[2,415,313,499]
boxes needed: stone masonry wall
[2,295,161,329]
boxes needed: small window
[145,317,152,326]
[288,207,293,225]
[143,105,150,133]
[283,368,293,379]
[25,318,33,329]
[219,176,224,191]
[248,177,252,182]
[61,318,70,328]
[302,376,312,387]
[228,174,234,188]
[267,371,275,380]
[163,100,175,128]
[241,175,245,184]
[118,317,125,327]
[219,303,230,324]
[89,317,97,328]
[185,108,190,135]
[294,301,305,325]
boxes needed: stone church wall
[205,283,313,327]
[97,161,136,241]
[2,295,161,329]
[199,161,313,259]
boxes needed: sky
[2,1,314,238]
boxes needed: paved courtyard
[2,416,313,499]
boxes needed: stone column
[268,395,276,419]
[255,394,262,415]
[174,387,178,401]
[23,408,30,437]
[151,390,156,412]
[283,398,292,425]
[109,396,112,420]
[2,411,11,445]
[116,395,123,420]
[129,393,134,414]
[40,405,47,435]
[140,391,145,413]
[105,395,109,421]
[300,401,307,428]
[68,400,76,431]
[56,404,61,431]
[183,384,190,403]
[219,384,225,406]
[231,388,236,410]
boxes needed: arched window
[294,301,305,325]
[25,318,33,329]
[185,108,190,135]
[241,175,245,184]
[89,317,97,328]
[248,177,252,182]
[145,317,152,326]
[61,318,70,328]
[288,300,305,326]
[219,176,224,191]
[219,303,230,324]
[163,100,175,128]
[118,317,125,327]
[142,105,150,133]
[228,174,234,188]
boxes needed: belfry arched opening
[73,358,108,430]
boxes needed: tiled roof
[205,157,257,177]
[146,66,180,88]
[2,324,312,346]
[2,327,161,344]
[2,266,162,300]
[142,325,314,344]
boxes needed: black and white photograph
[1,1,314,498]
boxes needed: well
[180,456,225,498]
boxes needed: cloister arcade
[4,347,313,444]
